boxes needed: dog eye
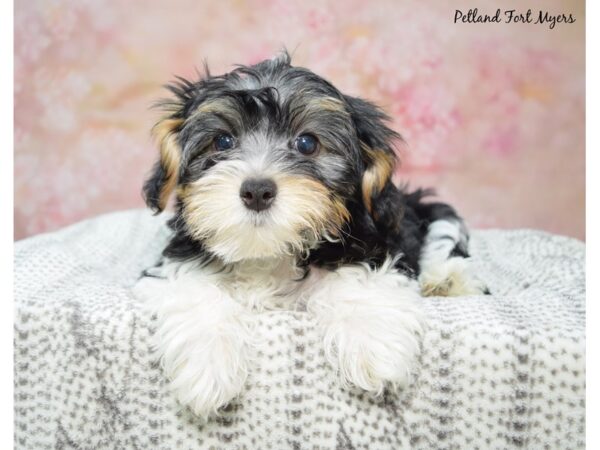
[214,134,235,151]
[294,134,319,155]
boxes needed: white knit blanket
[14,210,585,449]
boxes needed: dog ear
[143,117,185,213]
[344,95,403,228]
[143,76,199,213]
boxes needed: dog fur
[134,51,487,419]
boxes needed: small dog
[135,52,487,419]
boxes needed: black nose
[240,178,278,212]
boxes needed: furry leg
[306,259,426,394]
[418,218,488,296]
[133,264,253,419]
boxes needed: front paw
[161,332,249,419]
[321,292,425,394]
[150,282,253,419]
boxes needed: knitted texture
[14,210,585,449]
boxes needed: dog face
[144,52,400,263]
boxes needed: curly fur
[135,51,488,419]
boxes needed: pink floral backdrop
[14,0,585,240]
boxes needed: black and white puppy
[135,52,487,419]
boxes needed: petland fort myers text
[454,8,575,29]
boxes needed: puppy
[135,52,487,419]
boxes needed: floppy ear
[142,117,184,213]
[344,95,403,229]
[143,75,200,212]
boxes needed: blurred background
[14,0,585,240]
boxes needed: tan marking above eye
[194,99,230,115]
[314,97,348,114]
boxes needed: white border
[5,2,591,448]
[1,0,14,445]
[587,0,596,447]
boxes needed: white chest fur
[153,256,309,312]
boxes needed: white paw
[419,257,488,297]
[308,262,426,394]
[323,300,424,394]
[161,326,250,419]
[135,272,252,419]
